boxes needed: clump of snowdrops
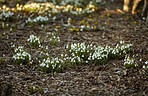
[40,57,64,73]
[12,46,33,65]
[123,55,138,68]
[25,16,49,25]
[124,55,148,70]
[27,34,42,48]
[46,32,60,45]
[67,41,132,65]
[40,41,133,73]
[13,39,145,73]
[49,35,60,45]
[143,61,148,70]
[0,10,14,21]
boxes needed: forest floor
[0,0,148,96]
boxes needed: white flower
[72,53,75,57]
[22,52,26,56]
[16,56,20,60]
[56,60,59,63]
[66,44,69,49]
[120,41,125,44]
[28,54,31,60]
[46,53,49,56]
[139,59,142,62]
[53,16,56,20]
[73,60,76,63]
[86,61,88,63]
[145,61,148,65]
[142,65,146,69]
[50,61,54,64]
[40,62,46,67]
[46,46,48,50]
[17,53,21,56]
[82,55,84,57]
[46,64,49,68]
[80,25,85,29]
[14,48,18,53]
[61,54,63,57]
[80,29,83,31]
[52,64,55,69]
[13,55,16,60]
[88,57,91,60]
[64,58,66,60]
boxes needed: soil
[0,0,148,96]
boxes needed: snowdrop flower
[80,29,83,31]
[45,64,49,68]
[46,53,49,56]
[86,61,88,63]
[142,65,146,69]
[13,55,16,60]
[80,50,84,52]
[52,64,55,69]
[26,16,49,24]
[120,41,125,44]
[66,44,69,49]
[53,16,56,20]
[22,52,26,57]
[61,54,64,57]
[51,61,54,64]
[82,55,84,57]
[80,25,85,29]
[145,61,148,65]
[88,57,91,60]
[56,60,59,63]
[46,46,48,50]
[17,53,21,56]
[62,57,66,61]
[139,59,142,62]
[92,57,94,60]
